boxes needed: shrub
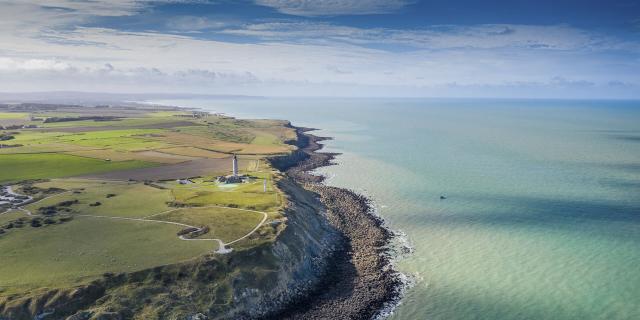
[58,199,78,207]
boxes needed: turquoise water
[154,98,640,320]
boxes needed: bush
[177,227,198,236]
[58,199,78,207]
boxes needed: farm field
[0,153,156,184]
[0,104,294,299]
[0,112,28,119]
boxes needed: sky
[1,0,639,98]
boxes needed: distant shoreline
[266,126,404,319]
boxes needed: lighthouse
[232,154,238,177]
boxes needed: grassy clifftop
[0,104,298,319]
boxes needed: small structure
[177,179,193,185]
[217,154,249,184]
[232,154,239,177]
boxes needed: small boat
[440,195,447,200]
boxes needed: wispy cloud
[166,16,231,31]
[0,0,638,98]
[220,21,636,52]
[0,57,74,72]
[254,0,412,16]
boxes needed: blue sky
[1,0,639,98]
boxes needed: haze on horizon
[1,0,639,99]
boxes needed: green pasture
[0,154,156,183]
[150,207,263,243]
[25,180,174,218]
[56,129,171,150]
[169,175,281,212]
[146,111,192,117]
[0,112,28,119]
[0,210,28,225]
[250,132,281,146]
[173,125,255,144]
[39,116,192,129]
[0,217,213,294]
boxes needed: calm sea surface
[153,98,640,320]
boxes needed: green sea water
[154,98,640,320]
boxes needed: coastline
[0,111,404,320]
[266,126,404,319]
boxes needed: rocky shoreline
[266,127,403,320]
[0,125,403,320]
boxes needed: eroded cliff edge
[264,127,402,320]
[0,126,400,320]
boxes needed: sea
[151,98,640,320]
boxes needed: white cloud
[166,16,230,31]
[0,57,74,71]
[0,0,638,98]
[254,0,412,16]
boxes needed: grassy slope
[150,207,263,242]
[25,181,174,218]
[0,218,213,294]
[0,210,28,225]
[0,154,156,183]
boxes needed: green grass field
[0,154,157,183]
[25,180,174,218]
[0,210,28,225]
[0,112,28,119]
[170,175,281,212]
[39,116,191,129]
[0,177,278,295]
[150,207,263,242]
[0,217,213,294]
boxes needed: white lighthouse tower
[232,154,238,177]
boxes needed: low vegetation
[0,153,156,184]
[0,104,295,306]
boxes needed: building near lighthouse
[217,154,247,184]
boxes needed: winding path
[12,188,267,253]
